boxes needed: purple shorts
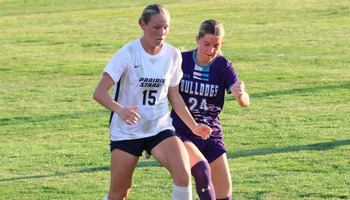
[177,135,227,163]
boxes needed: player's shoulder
[181,50,194,57]
[215,54,232,67]
[181,50,195,62]
[115,39,138,55]
[213,55,236,74]
[160,42,181,60]
[163,42,180,53]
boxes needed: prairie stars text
[139,77,165,87]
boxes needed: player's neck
[140,37,162,55]
[194,51,211,66]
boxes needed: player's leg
[184,141,216,200]
[108,149,139,200]
[149,131,192,200]
[209,153,232,200]
[107,140,141,200]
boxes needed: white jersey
[103,38,183,141]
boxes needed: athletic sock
[217,195,232,200]
[171,184,192,200]
[191,160,215,200]
[102,194,108,200]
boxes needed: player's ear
[140,21,146,30]
[196,36,200,45]
[221,40,224,45]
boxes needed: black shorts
[109,129,176,157]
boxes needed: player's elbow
[92,90,100,102]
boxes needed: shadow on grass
[0,166,110,182]
[0,109,108,126]
[247,82,350,99]
[2,140,348,182]
[299,192,348,199]
[0,161,160,182]
[227,139,350,159]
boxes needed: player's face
[196,34,223,66]
[141,14,170,47]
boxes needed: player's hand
[192,124,212,140]
[231,80,245,96]
[116,105,140,125]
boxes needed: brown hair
[197,19,225,55]
[138,4,169,25]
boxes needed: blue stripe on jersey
[193,72,209,77]
[194,65,210,81]
[194,64,210,72]
[192,50,217,69]
[192,50,217,81]
[193,75,209,81]
[227,83,235,94]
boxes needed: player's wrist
[189,123,199,132]
[114,104,124,115]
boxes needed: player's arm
[230,80,250,107]
[168,85,212,140]
[93,73,140,125]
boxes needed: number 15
[142,90,157,105]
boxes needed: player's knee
[216,195,232,200]
[108,187,131,200]
[107,192,128,200]
[172,168,191,186]
[177,172,191,186]
[191,160,211,182]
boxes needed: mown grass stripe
[2,40,350,60]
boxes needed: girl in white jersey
[93,4,212,200]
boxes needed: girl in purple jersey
[171,19,250,200]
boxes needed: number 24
[189,97,208,111]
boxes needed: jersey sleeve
[169,49,183,87]
[224,61,239,94]
[102,47,131,83]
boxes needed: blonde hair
[196,19,225,55]
[138,4,169,25]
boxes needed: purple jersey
[171,50,238,141]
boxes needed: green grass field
[1,0,349,199]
